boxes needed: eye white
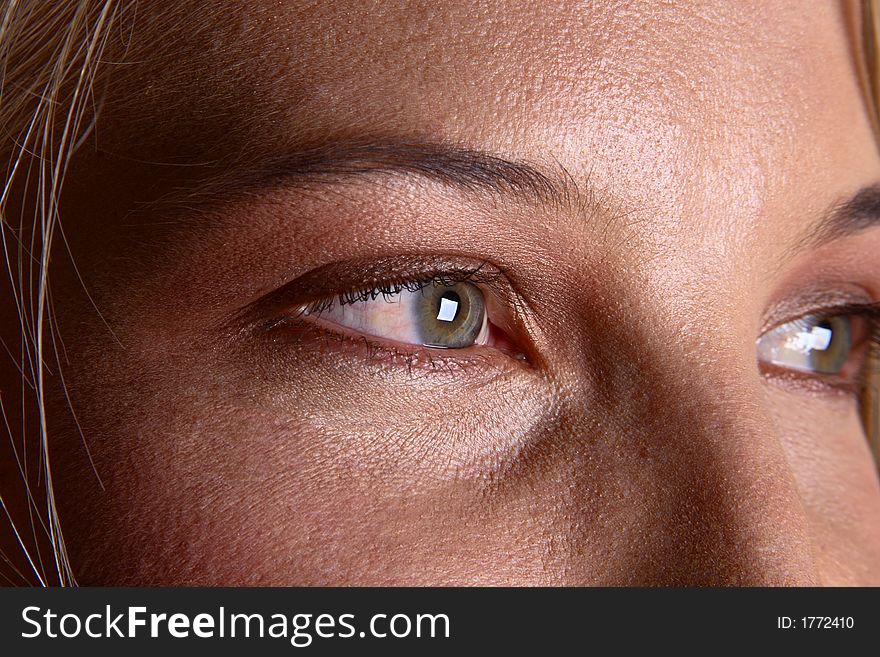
[303,289,420,344]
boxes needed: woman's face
[3,0,880,585]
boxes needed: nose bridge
[554,300,820,585]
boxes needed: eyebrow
[805,183,880,248]
[172,138,578,211]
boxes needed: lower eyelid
[274,314,525,375]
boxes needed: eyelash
[824,302,880,327]
[295,262,509,317]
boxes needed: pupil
[436,291,461,323]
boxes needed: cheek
[47,300,572,584]
[768,390,880,585]
[52,404,573,585]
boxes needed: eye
[301,279,491,349]
[757,310,875,378]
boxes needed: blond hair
[1,0,121,586]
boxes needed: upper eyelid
[759,285,878,333]
[279,255,503,299]
[765,302,880,331]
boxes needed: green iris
[805,316,852,374]
[413,281,485,348]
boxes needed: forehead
[100,1,874,270]
[111,1,869,177]
[115,4,861,131]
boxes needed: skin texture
[2,0,880,585]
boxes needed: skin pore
[2,0,880,585]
